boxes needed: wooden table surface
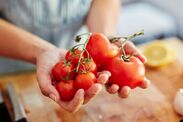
[0,38,183,122]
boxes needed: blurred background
[117,0,182,44]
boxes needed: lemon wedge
[143,41,175,68]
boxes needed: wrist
[30,37,57,64]
[103,31,116,37]
[88,26,116,37]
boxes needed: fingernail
[105,71,111,77]
[123,89,130,96]
[142,55,147,63]
[78,89,84,94]
[146,79,151,86]
[144,78,151,86]
[77,89,84,100]
[98,74,108,84]
[101,74,108,80]
[121,86,131,98]
[49,94,57,101]
[126,89,131,96]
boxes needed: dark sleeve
[0,9,8,20]
[0,11,3,18]
[0,3,3,18]
[0,2,4,18]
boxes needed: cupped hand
[106,41,150,98]
[36,48,110,112]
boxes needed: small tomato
[75,72,96,91]
[52,60,75,81]
[78,59,97,74]
[65,48,85,66]
[56,80,76,101]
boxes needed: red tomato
[75,72,96,91]
[78,59,97,74]
[86,33,119,69]
[65,48,85,66]
[52,60,75,82]
[56,80,76,101]
[106,56,145,89]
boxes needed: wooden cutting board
[0,38,183,122]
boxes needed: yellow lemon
[143,41,175,68]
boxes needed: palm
[36,48,110,112]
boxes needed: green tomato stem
[75,33,92,73]
[110,30,144,62]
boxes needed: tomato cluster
[52,32,145,101]
[52,48,97,101]
[86,33,145,89]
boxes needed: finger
[124,41,147,63]
[118,86,131,98]
[139,77,151,89]
[83,83,102,104]
[97,71,111,84]
[37,71,60,102]
[106,84,120,94]
[58,89,84,113]
[97,71,111,77]
[97,73,110,84]
[67,89,84,113]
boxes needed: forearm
[86,0,121,36]
[0,19,56,64]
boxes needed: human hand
[106,41,150,98]
[36,48,110,112]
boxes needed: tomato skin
[65,49,83,66]
[75,72,96,91]
[52,60,75,82]
[78,59,97,74]
[106,56,145,89]
[86,33,119,69]
[56,80,76,101]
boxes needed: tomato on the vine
[75,72,96,91]
[52,60,75,82]
[65,48,85,66]
[78,59,97,74]
[56,80,76,101]
[106,56,145,89]
[86,33,119,69]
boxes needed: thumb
[43,84,59,102]
[37,72,60,102]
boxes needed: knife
[0,90,12,122]
[7,83,27,122]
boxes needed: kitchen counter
[0,38,183,122]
